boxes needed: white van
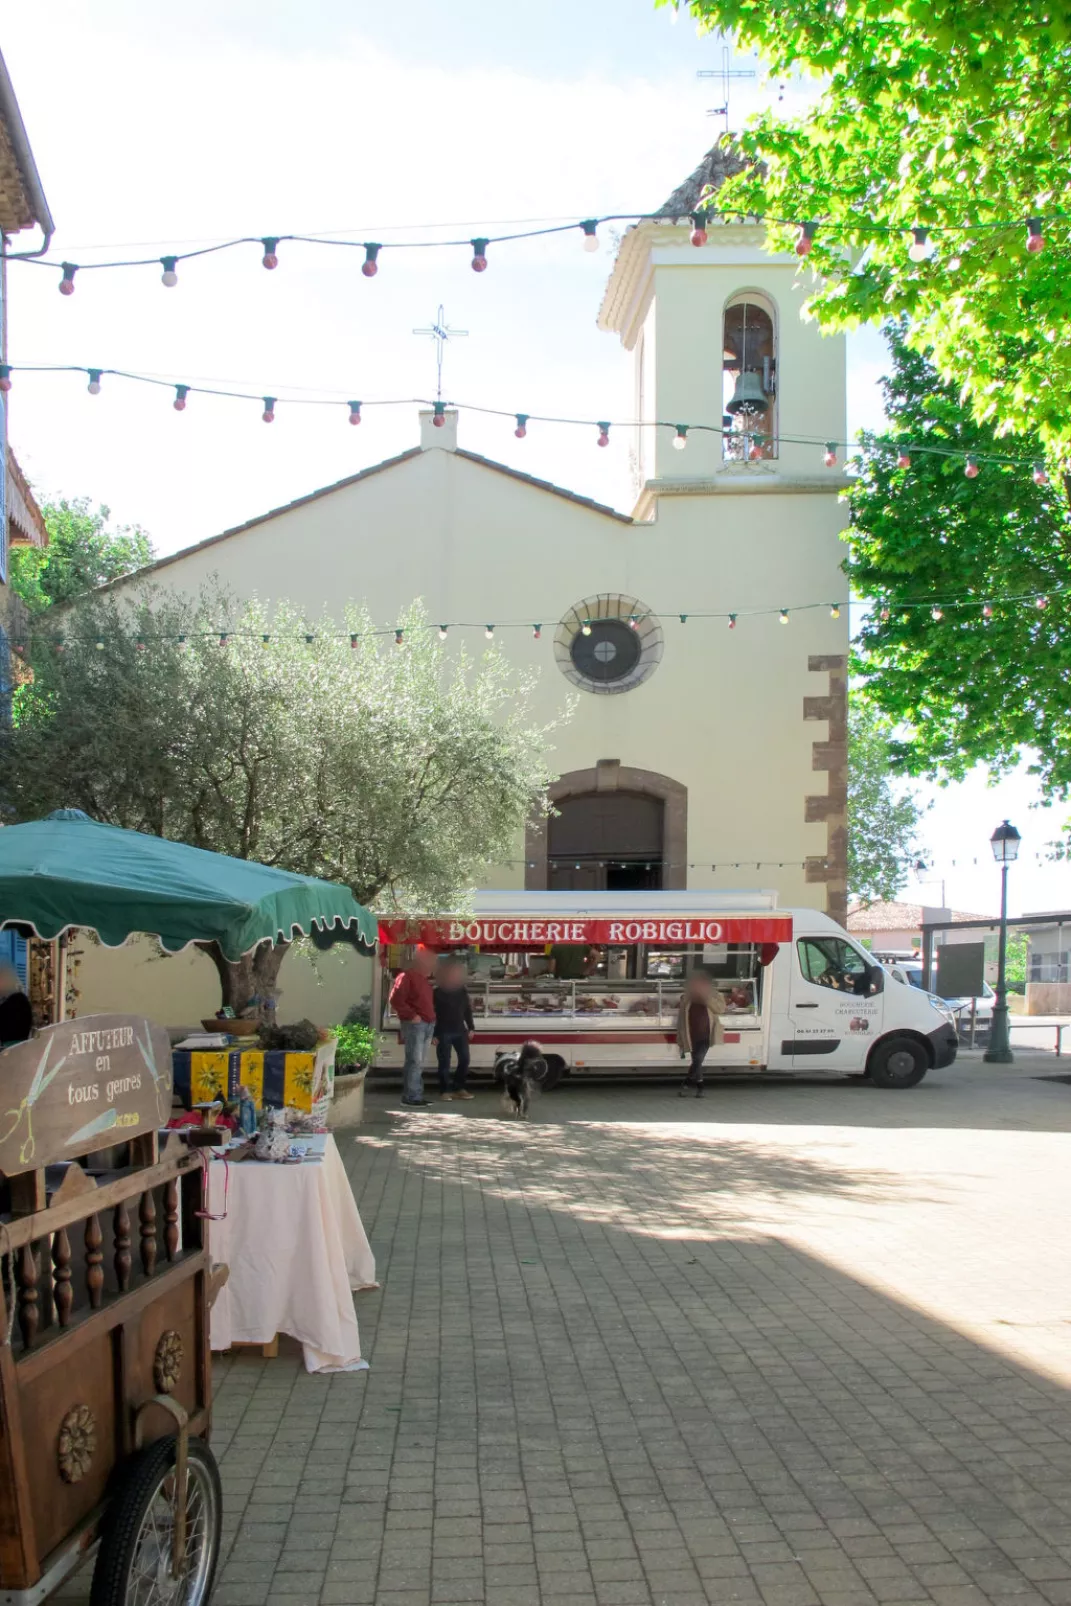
[374,891,957,1089]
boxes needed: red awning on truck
[376,914,793,948]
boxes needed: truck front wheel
[868,1035,929,1089]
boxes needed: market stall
[375,890,791,1079]
[0,810,379,1604]
[206,1133,377,1372]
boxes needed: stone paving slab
[57,1056,1071,1604]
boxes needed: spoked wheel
[91,1436,222,1606]
[868,1035,929,1089]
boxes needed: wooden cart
[0,1015,225,1606]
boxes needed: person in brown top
[675,971,725,1098]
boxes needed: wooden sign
[0,1015,174,1175]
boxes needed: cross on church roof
[412,305,468,402]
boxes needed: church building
[97,146,849,997]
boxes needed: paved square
[66,1055,1071,1604]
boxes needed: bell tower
[597,142,851,922]
[598,141,846,505]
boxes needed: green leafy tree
[10,499,154,611]
[847,325,1071,795]
[667,1,1071,463]
[847,694,924,904]
[0,590,566,1007]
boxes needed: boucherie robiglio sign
[377,915,793,948]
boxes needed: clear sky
[3,1,1068,918]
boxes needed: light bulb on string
[897,449,912,469]
[1037,595,1049,610]
[304,633,314,645]
[908,227,934,262]
[931,605,943,621]
[728,613,737,629]
[596,422,610,448]
[262,634,272,647]
[173,384,189,412]
[471,238,489,273]
[362,243,381,278]
[514,414,528,439]
[679,614,688,624]
[880,606,890,621]
[348,401,362,426]
[438,624,449,642]
[135,638,147,653]
[964,455,979,478]
[1033,462,1048,485]
[160,256,179,287]
[261,237,280,269]
[485,624,495,639]
[350,634,359,649]
[748,434,765,461]
[432,401,446,429]
[58,263,77,296]
[1027,217,1045,253]
[779,608,789,625]
[0,365,12,393]
[628,615,639,631]
[261,397,276,424]
[689,212,708,247]
[177,635,188,651]
[830,603,841,619]
[87,369,102,396]
[532,624,542,640]
[673,426,688,450]
[95,637,105,651]
[581,620,592,636]
[794,221,816,257]
[218,631,229,647]
[823,443,837,467]
[580,220,599,252]
[394,627,404,645]
[982,601,994,620]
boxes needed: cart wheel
[91,1435,222,1606]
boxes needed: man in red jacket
[389,947,437,1106]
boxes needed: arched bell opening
[722,293,777,461]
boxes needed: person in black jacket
[0,964,33,1048]
[433,958,475,1101]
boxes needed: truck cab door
[789,935,885,1071]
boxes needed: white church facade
[75,148,850,1024]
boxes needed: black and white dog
[497,1040,546,1120]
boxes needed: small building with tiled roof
[847,900,993,951]
[98,137,849,923]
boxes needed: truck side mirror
[867,964,885,996]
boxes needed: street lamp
[984,819,1021,1064]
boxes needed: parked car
[880,961,958,1029]
[943,982,996,1041]
[882,960,993,1042]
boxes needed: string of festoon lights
[0,363,1062,486]
[10,585,1065,656]
[12,205,1065,290]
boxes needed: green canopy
[0,811,376,960]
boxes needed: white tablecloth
[208,1134,377,1373]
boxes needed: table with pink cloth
[208,1133,377,1373]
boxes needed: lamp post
[984,820,1021,1064]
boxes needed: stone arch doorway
[526,760,687,891]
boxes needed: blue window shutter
[0,929,27,990]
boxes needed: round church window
[555,595,663,696]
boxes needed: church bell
[725,370,768,416]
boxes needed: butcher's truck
[373,890,958,1089]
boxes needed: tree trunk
[197,940,290,1021]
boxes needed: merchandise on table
[172,1036,336,1117]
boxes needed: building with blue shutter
[0,49,53,727]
